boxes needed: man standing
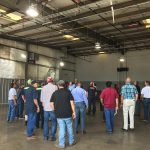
[121,77,138,131]
[72,82,88,134]
[100,81,119,134]
[50,80,76,149]
[40,77,58,141]
[24,80,40,140]
[7,83,17,122]
[141,81,150,122]
[87,82,97,115]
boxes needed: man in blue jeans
[72,82,88,134]
[7,82,17,122]
[40,77,58,141]
[141,81,150,122]
[24,80,40,140]
[100,81,119,134]
[51,80,76,149]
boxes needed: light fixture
[63,35,74,39]
[99,51,105,54]
[21,54,26,58]
[0,9,6,13]
[6,13,22,21]
[143,19,150,28]
[72,37,80,41]
[119,58,125,62]
[146,25,150,28]
[60,61,65,67]
[26,4,39,17]
[95,42,101,49]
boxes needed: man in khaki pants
[121,77,138,131]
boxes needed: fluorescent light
[143,19,150,24]
[119,58,125,62]
[6,13,22,21]
[0,9,6,13]
[95,42,101,49]
[60,61,65,67]
[63,35,74,39]
[99,51,105,54]
[26,4,39,17]
[21,54,26,58]
[72,37,80,41]
[146,25,150,28]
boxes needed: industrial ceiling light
[95,42,101,49]
[99,51,105,54]
[21,54,26,58]
[26,4,39,17]
[72,37,80,41]
[6,13,22,21]
[143,19,150,28]
[0,9,6,13]
[63,35,74,39]
[119,57,125,62]
[60,61,65,67]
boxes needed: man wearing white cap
[41,77,58,141]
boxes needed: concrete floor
[0,105,150,150]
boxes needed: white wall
[76,50,150,82]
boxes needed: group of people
[7,77,150,149]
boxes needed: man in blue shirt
[72,82,88,134]
[24,80,40,140]
[121,77,138,131]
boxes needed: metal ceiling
[0,0,150,56]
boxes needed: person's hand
[116,106,119,111]
[37,107,40,113]
[72,112,76,119]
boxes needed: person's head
[10,82,16,88]
[75,79,78,84]
[90,81,94,87]
[145,81,150,86]
[125,77,131,84]
[77,82,82,87]
[47,76,53,83]
[27,79,32,85]
[57,80,65,89]
[134,81,139,86]
[106,81,112,87]
[31,80,38,88]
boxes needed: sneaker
[130,128,135,131]
[27,136,36,140]
[55,144,65,149]
[69,141,77,146]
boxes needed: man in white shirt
[7,83,17,122]
[41,77,58,141]
[141,81,150,122]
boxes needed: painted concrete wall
[76,50,150,83]
[0,38,76,81]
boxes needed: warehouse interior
[0,0,150,150]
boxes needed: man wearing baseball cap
[24,80,40,139]
[40,77,58,141]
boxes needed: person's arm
[70,100,76,119]
[83,90,88,108]
[50,92,55,110]
[33,90,40,113]
[100,98,104,106]
[50,102,54,110]
[116,98,119,110]
[13,89,17,105]
[100,91,104,106]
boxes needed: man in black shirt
[87,82,97,115]
[50,80,76,149]
[24,80,40,140]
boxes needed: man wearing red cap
[40,77,58,141]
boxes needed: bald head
[126,77,131,84]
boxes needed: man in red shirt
[100,81,119,134]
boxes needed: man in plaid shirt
[121,77,138,131]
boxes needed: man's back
[51,88,74,118]
[121,84,137,99]
[25,86,38,113]
[41,83,58,111]
[72,87,85,102]
[100,87,118,109]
